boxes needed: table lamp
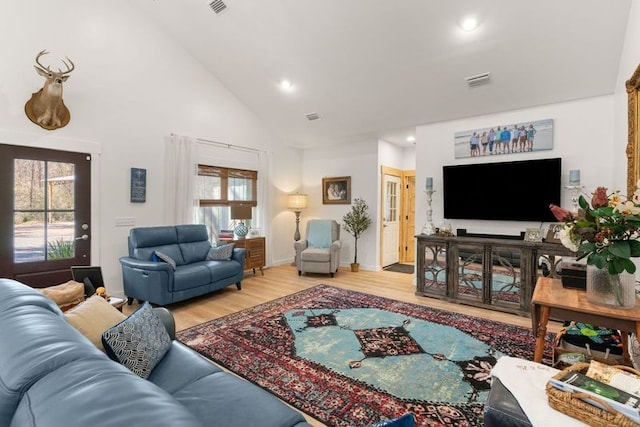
[230,205,252,239]
[287,193,308,241]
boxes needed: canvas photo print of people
[322,176,351,204]
[454,118,553,159]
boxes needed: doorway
[0,144,92,287]
[380,166,415,269]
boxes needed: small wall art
[524,228,543,242]
[454,118,553,159]
[130,167,147,203]
[322,176,351,204]
[545,223,564,244]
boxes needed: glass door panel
[457,244,484,302]
[14,159,76,262]
[491,247,523,306]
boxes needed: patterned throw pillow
[206,243,235,261]
[101,302,172,379]
[152,250,176,270]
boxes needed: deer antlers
[34,49,74,75]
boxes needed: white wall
[378,140,416,171]
[401,145,416,170]
[614,0,640,191]
[300,140,378,270]
[0,1,300,296]
[269,146,305,266]
[415,95,615,237]
[379,140,408,170]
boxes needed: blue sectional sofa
[0,279,311,427]
[120,224,246,305]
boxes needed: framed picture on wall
[322,176,351,204]
[130,167,147,203]
[453,118,554,159]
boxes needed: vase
[586,265,636,309]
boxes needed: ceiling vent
[207,0,227,14]
[465,72,491,87]
[305,112,320,121]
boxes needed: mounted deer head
[24,50,74,130]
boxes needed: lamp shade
[230,205,252,220]
[287,193,308,210]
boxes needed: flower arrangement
[549,185,640,275]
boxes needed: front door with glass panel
[0,144,91,287]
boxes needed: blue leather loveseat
[119,224,245,305]
[0,279,311,427]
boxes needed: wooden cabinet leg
[621,331,632,366]
[534,306,550,363]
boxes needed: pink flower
[549,204,574,222]
[591,187,609,208]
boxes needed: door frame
[379,166,415,267]
[0,130,102,276]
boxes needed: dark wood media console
[416,234,576,316]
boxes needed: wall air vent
[465,72,491,87]
[305,112,320,121]
[208,0,227,14]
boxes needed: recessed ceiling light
[406,136,415,143]
[461,16,478,32]
[280,80,295,92]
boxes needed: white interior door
[382,174,401,266]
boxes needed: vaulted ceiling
[133,0,632,148]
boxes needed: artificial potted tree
[342,197,373,272]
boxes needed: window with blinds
[197,165,257,207]
[196,164,258,237]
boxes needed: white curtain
[164,134,197,225]
[257,150,271,266]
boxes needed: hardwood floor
[124,264,560,426]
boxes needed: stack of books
[548,360,640,423]
[218,230,234,239]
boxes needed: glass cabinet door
[422,243,447,296]
[456,244,485,303]
[490,246,523,307]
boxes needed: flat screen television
[442,158,561,222]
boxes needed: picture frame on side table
[322,176,351,205]
[545,223,564,244]
[524,228,543,242]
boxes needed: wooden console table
[416,234,575,316]
[531,276,640,364]
[220,236,265,275]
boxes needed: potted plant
[342,198,373,272]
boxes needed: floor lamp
[288,193,308,265]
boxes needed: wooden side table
[220,236,265,275]
[531,277,640,364]
[108,297,126,312]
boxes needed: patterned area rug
[177,285,553,426]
